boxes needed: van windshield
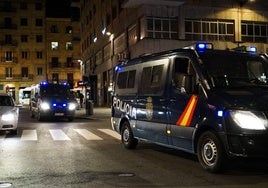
[199,52,268,88]
[40,85,70,97]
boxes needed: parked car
[0,93,19,135]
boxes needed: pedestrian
[78,91,84,108]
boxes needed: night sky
[46,0,70,18]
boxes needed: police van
[111,42,268,173]
[30,81,77,121]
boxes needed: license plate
[55,113,64,116]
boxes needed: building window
[36,35,43,42]
[51,42,59,50]
[21,35,28,42]
[20,18,28,26]
[52,73,59,82]
[20,2,27,10]
[36,51,43,59]
[67,57,73,67]
[5,51,13,61]
[35,2,42,10]
[66,42,73,50]
[5,35,12,44]
[4,17,12,28]
[21,67,28,78]
[22,51,28,59]
[185,19,234,41]
[5,67,13,78]
[146,17,178,39]
[51,25,58,33]
[242,21,268,43]
[37,67,43,75]
[66,26,72,33]
[35,19,43,26]
[52,57,59,67]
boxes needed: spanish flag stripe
[176,95,198,127]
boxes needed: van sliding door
[135,59,169,144]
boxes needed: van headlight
[68,103,76,111]
[230,110,266,130]
[40,102,50,110]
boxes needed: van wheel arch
[195,128,227,173]
[120,120,138,149]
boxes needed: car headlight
[40,102,50,110]
[230,110,266,130]
[2,113,15,121]
[68,103,76,111]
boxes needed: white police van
[111,42,268,172]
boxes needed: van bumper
[225,133,268,158]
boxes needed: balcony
[49,62,80,69]
[1,57,18,63]
[0,40,18,46]
[0,6,16,12]
[0,74,34,81]
[0,24,18,30]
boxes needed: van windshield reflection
[199,52,268,88]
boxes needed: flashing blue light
[217,110,224,117]
[41,81,48,85]
[53,103,57,107]
[63,103,67,107]
[197,43,206,49]
[195,42,213,52]
[249,46,257,53]
[115,66,122,72]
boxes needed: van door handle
[170,98,176,102]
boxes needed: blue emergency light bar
[114,65,122,72]
[184,42,213,52]
[195,42,213,51]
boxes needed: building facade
[0,0,46,102]
[81,0,268,106]
[0,0,82,103]
[46,17,81,89]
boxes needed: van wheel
[197,131,225,173]
[121,121,138,149]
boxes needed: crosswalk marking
[73,129,103,140]
[98,129,121,140]
[21,130,38,141]
[49,129,71,141]
[0,128,121,142]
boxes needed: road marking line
[73,129,103,140]
[21,130,38,141]
[49,129,71,141]
[98,129,121,140]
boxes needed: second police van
[30,81,77,122]
[111,42,268,173]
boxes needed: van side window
[117,70,136,89]
[173,57,196,93]
[140,64,164,95]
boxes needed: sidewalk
[75,106,111,120]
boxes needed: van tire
[121,121,138,149]
[197,131,225,173]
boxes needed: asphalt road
[0,107,268,188]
